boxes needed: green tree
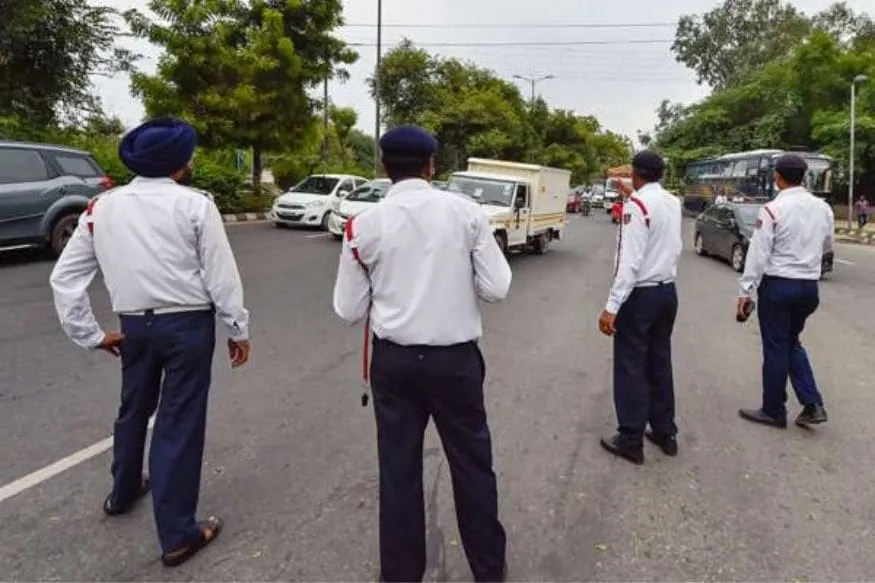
[656,28,875,199]
[371,41,631,182]
[0,0,134,124]
[126,0,356,190]
[329,105,358,165]
[672,0,810,89]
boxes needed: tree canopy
[125,0,357,187]
[657,1,875,200]
[371,40,631,183]
[0,0,134,124]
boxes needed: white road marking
[0,417,155,505]
[836,258,855,266]
[305,232,331,239]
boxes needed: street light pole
[849,74,868,230]
[374,0,382,176]
[512,74,555,105]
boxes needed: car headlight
[306,200,322,208]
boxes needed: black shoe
[738,408,787,429]
[795,405,828,427]
[599,434,644,465]
[645,431,678,457]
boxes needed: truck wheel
[533,232,550,255]
[50,213,80,256]
[494,232,508,254]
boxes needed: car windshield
[446,176,515,206]
[735,205,761,226]
[346,181,390,202]
[290,176,339,195]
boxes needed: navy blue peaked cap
[379,125,438,156]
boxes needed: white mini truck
[446,158,571,254]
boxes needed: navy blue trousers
[110,310,215,554]
[370,338,506,583]
[757,276,824,419]
[613,283,678,444]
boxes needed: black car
[693,202,834,276]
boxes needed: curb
[222,212,269,223]
[834,228,875,245]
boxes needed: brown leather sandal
[161,516,223,567]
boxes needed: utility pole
[513,74,555,105]
[374,0,383,176]
[849,74,868,229]
[322,76,329,163]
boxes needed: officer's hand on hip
[228,339,251,368]
[598,310,616,336]
[97,332,125,357]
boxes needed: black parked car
[693,202,834,276]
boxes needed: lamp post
[513,74,555,105]
[374,0,383,176]
[849,74,868,230]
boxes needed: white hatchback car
[271,174,368,230]
[327,178,392,240]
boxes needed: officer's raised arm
[197,198,250,341]
[738,205,777,297]
[49,212,104,349]
[333,228,371,323]
[472,209,512,302]
[605,201,649,315]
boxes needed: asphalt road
[2,212,875,582]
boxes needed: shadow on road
[0,248,53,268]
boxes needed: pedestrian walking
[598,150,683,465]
[737,154,833,429]
[855,195,869,229]
[49,117,251,566]
[333,125,511,582]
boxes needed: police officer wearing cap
[737,154,833,429]
[50,117,250,566]
[598,150,683,465]
[333,125,511,582]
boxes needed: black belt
[373,336,477,350]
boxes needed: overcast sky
[95,0,871,143]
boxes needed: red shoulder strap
[344,217,371,387]
[344,217,366,271]
[86,197,98,236]
[628,196,650,228]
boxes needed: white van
[447,158,570,255]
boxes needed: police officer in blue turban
[50,116,251,566]
[333,125,511,582]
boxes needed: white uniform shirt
[606,182,683,314]
[739,186,834,296]
[332,178,512,346]
[50,177,250,349]
[714,195,728,205]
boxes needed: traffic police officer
[50,117,251,566]
[737,154,833,429]
[598,150,683,465]
[333,125,511,582]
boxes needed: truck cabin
[446,173,531,210]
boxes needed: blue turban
[119,117,197,178]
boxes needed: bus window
[730,160,747,178]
